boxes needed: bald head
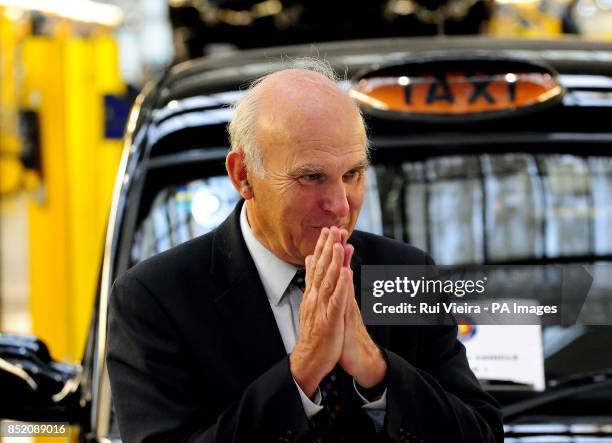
[254,69,366,162]
[228,60,369,178]
[255,68,355,115]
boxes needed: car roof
[159,37,612,104]
[128,36,612,161]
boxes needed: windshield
[109,149,612,438]
[131,153,612,265]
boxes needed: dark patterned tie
[291,269,343,441]
[316,367,342,441]
[292,268,306,292]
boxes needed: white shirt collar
[240,202,299,306]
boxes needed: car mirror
[0,334,82,422]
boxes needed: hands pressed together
[289,226,388,399]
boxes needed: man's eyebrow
[349,159,370,171]
[290,160,370,176]
[290,165,325,176]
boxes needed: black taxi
[2,37,612,442]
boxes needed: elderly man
[106,60,503,443]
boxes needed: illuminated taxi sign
[350,56,564,121]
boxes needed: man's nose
[320,180,350,219]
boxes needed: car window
[131,153,612,266]
[397,153,612,265]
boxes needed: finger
[343,244,354,269]
[307,228,329,289]
[319,242,344,305]
[327,267,351,321]
[334,226,345,245]
[328,225,343,255]
[311,226,337,292]
[313,227,329,261]
[339,228,349,246]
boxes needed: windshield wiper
[502,368,612,419]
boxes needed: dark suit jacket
[106,201,504,443]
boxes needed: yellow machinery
[488,0,612,40]
[0,9,37,196]
[488,0,562,37]
[1,6,125,363]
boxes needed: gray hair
[227,57,368,178]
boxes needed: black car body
[2,37,612,442]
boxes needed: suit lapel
[210,201,287,380]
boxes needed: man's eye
[344,170,360,180]
[300,174,321,182]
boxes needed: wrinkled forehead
[255,70,363,126]
[254,72,366,145]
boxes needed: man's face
[245,73,367,265]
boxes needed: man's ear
[226,150,254,199]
